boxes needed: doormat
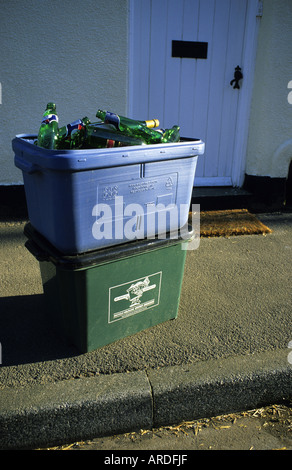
[194,209,272,238]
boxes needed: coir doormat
[196,209,272,238]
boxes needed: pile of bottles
[36,102,180,150]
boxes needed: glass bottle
[96,109,159,130]
[57,116,91,149]
[37,102,59,149]
[84,123,145,148]
[96,110,163,144]
[161,125,180,143]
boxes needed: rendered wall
[0,0,128,184]
[2,0,292,187]
[246,0,292,179]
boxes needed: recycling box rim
[13,134,205,172]
[24,222,194,270]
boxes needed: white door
[128,0,260,187]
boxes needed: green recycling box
[24,223,193,353]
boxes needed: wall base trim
[243,174,287,212]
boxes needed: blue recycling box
[13,135,204,254]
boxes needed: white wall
[3,0,292,186]
[246,0,292,179]
[0,0,128,184]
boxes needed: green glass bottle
[161,125,180,143]
[96,109,159,129]
[84,123,145,148]
[57,116,91,149]
[37,102,59,149]
[96,109,163,144]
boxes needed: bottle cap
[145,119,159,128]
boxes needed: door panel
[129,0,251,186]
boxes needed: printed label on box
[99,173,178,205]
[108,272,162,323]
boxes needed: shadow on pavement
[0,294,79,367]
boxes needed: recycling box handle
[14,155,40,174]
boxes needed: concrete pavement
[0,212,291,449]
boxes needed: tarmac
[0,211,291,450]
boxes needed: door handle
[230,66,243,89]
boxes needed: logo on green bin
[108,272,162,323]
